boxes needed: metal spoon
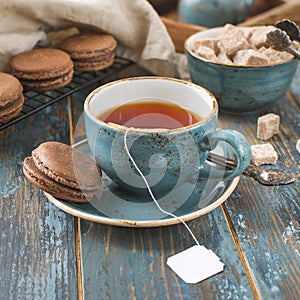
[276,19,300,41]
[266,19,300,60]
[207,152,295,186]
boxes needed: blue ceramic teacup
[84,77,251,197]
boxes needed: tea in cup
[84,77,251,197]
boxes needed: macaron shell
[23,157,90,203]
[32,141,101,191]
[0,72,23,105]
[0,72,24,122]
[74,52,115,71]
[59,33,117,59]
[20,69,74,91]
[10,48,74,80]
[0,94,24,122]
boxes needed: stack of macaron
[1,31,117,124]
[23,141,102,203]
[0,72,24,123]
[58,32,117,71]
[9,32,117,91]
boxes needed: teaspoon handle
[207,153,259,180]
[287,46,300,60]
[207,152,295,185]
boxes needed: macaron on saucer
[23,141,102,203]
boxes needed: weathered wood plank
[160,16,206,53]
[0,99,78,300]
[242,0,300,27]
[79,209,254,300]
[218,70,300,299]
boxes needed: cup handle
[204,129,251,180]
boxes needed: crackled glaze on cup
[185,28,299,114]
[84,77,251,197]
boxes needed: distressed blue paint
[0,99,77,300]
[80,210,254,299]
[1,60,298,299]
[220,65,300,299]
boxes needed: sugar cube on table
[257,113,280,140]
[251,143,278,166]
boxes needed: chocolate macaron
[0,72,24,123]
[10,48,74,91]
[23,157,91,203]
[59,32,117,71]
[23,141,102,203]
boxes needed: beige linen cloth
[0,0,178,76]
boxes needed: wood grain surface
[0,99,78,300]
[218,90,300,300]
[78,211,253,300]
[1,39,299,300]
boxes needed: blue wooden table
[0,62,299,300]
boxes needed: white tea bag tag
[167,245,224,284]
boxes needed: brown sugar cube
[258,47,294,64]
[257,113,280,140]
[194,38,220,55]
[218,24,250,56]
[248,25,276,48]
[241,27,254,40]
[194,46,218,62]
[217,44,233,65]
[233,49,268,66]
[251,144,278,166]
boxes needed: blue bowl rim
[184,27,298,69]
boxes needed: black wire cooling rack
[0,57,134,131]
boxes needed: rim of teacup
[84,76,218,134]
[184,27,297,68]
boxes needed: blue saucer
[44,140,239,227]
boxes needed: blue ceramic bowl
[184,27,299,114]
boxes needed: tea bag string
[124,129,200,247]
